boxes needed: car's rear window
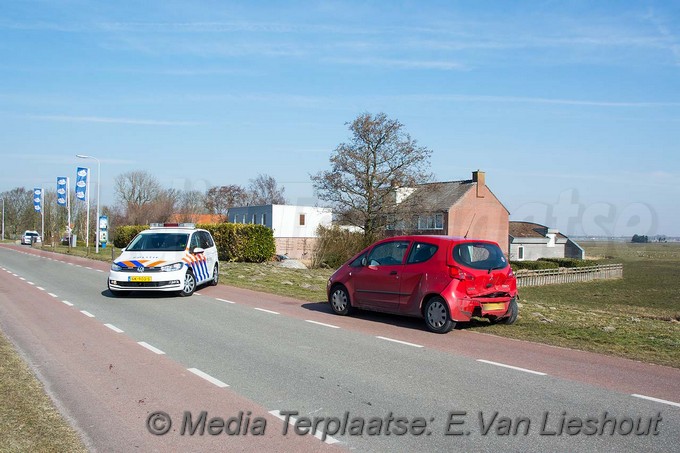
[127,233,189,252]
[453,242,507,270]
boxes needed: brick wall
[447,183,509,253]
[274,237,318,260]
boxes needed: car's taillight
[448,265,474,281]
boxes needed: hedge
[111,223,275,263]
[510,260,559,271]
[198,223,275,263]
[537,257,593,268]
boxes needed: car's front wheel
[179,271,196,297]
[495,297,518,325]
[210,264,219,286]
[329,285,353,315]
[424,296,455,333]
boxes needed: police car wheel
[179,270,196,297]
[210,264,219,286]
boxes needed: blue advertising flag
[56,177,68,206]
[33,188,42,212]
[75,167,88,201]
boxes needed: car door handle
[390,271,398,275]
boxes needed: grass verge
[0,330,87,452]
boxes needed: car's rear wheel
[495,297,518,325]
[179,271,196,297]
[424,296,455,333]
[210,264,219,286]
[329,285,353,315]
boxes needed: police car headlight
[111,263,123,271]
[161,262,183,272]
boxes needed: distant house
[170,213,224,224]
[228,205,332,259]
[392,170,510,252]
[508,221,585,261]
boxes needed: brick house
[508,221,585,261]
[392,170,510,252]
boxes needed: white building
[228,205,332,259]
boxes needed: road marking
[36,286,45,291]
[27,281,35,285]
[19,277,26,281]
[68,262,74,265]
[62,300,74,306]
[477,359,547,376]
[216,298,236,304]
[96,269,104,273]
[138,342,165,355]
[632,394,680,408]
[76,264,82,267]
[12,273,18,276]
[195,292,201,295]
[254,308,280,315]
[187,368,229,388]
[269,410,340,444]
[48,293,58,298]
[306,320,340,329]
[80,310,95,318]
[104,323,124,333]
[376,336,423,348]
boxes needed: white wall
[271,205,332,238]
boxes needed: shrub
[312,225,366,269]
[538,257,593,268]
[112,225,147,248]
[510,260,559,271]
[198,223,275,263]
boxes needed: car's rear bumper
[447,295,515,322]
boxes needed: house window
[251,213,257,224]
[261,213,266,225]
[417,213,444,230]
[242,214,246,224]
[299,214,306,226]
[517,246,525,261]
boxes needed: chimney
[472,170,485,198]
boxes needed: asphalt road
[1,244,678,452]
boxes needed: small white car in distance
[108,223,219,297]
[21,230,41,245]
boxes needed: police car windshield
[127,233,189,252]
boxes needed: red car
[326,235,518,333]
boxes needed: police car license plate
[129,276,152,282]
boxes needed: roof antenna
[464,213,476,238]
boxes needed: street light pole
[76,154,101,253]
[2,197,4,241]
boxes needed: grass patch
[0,330,86,452]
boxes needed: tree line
[1,173,286,243]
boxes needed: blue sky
[1,1,678,236]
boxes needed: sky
[1,0,678,237]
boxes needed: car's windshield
[25,232,38,237]
[126,233,189,252]
[453,242,507,271]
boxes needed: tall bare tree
[247,174,286,206]
[311,112,432,245]
[113,171,178,224]
[205,184,248,220]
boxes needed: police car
[108,223,219,297]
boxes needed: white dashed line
[632,394,680,408]
[216,298,236,304]
[36,286,45,291]
[376,336,423,348]
[96,269,104,273]
[27,281,35,285]
[62,300,74,306]
[269,410,340,444]
[68,262,74,265]
[254,308,280,315]
[104,324,124,333]
[195,292,202,296]
[80,310,95,318]
[19,277,26,281]
[138,342,165,355]
[48,293,58,298]
[305,320,340,329]
[477,359,547,376]
[187,368,229,387]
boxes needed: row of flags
[33,167,89,213]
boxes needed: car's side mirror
[192,247,205,255]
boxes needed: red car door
[352,240,410,311]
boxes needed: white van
[107,223,219,297]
